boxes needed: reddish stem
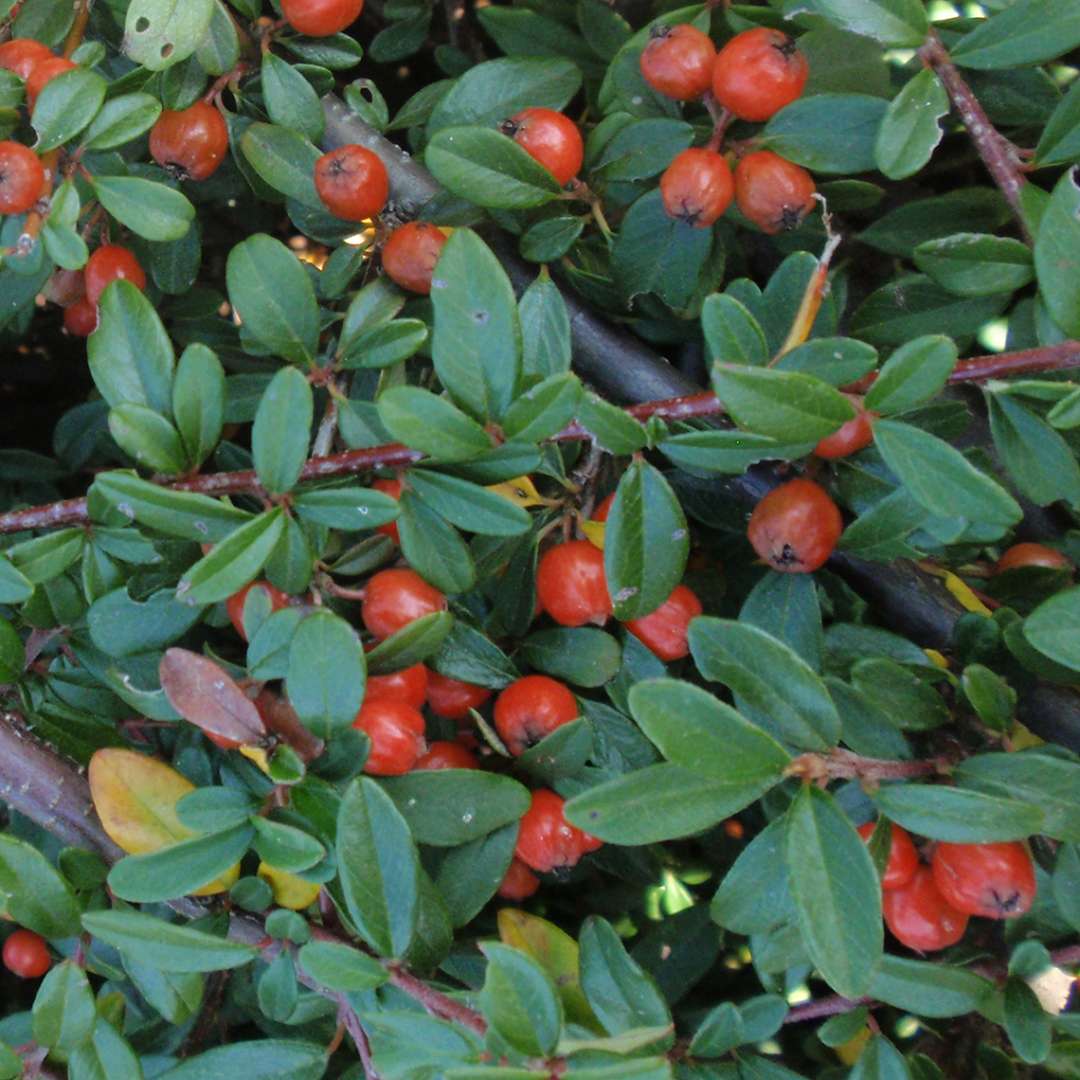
[786,748,954,784]
[386,964,487,1035]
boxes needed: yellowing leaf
[258,863,321,910]
[835,1026,872,1065]
[240,745,273,775]
[580,520,605,550]
[1011,722,1045,751]
[924,649,949,669]
[943,572,992,616]
[486,475,548,508]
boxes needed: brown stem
[385,964,487,1035]
[785,748,955,784]
[338,995,380,1079]
[62,0,93,58]
[784,995,873,1024]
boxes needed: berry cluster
[641,26,816,234]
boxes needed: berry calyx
[365,662,428,710]
[84,245,147,306]
[746,477,842,574]
[352,699,426,775]
[624,583,703,661]
[361,567,447,640]
[498,857,540,900]
[711,27,808,122]
[500,108,583,187]
[883,865,968,953]
[930,842,1037,920]
[2,928,51,978]
[226,580,291,642]
[281,0,364,36]
[660,148,734,228]
[415,740,478,770]
[372,476,402,544]
[640,24,717,101]
[425,671,492,720]
[0,38,54,81]
[381,221,447,295]
[734,150,816,234]
[857,821,919,891]
[494,675,578,755]
[515,789,602,873]
[814,397,876,459]
[994,543,1072,575]
[149,101,230,182]
[0,141,45,216]
[26,55,76,108]
[314,144,389,222]
[536,539,612,627]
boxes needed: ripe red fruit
[84,245,147,306]
[415,740,478,770]
[883,866,969,953]
[536,539,612,627]
[624,584,703,662]
[365,662,428,710]
[63,297,98,337]
[425,671,492,720]
[281,0,364,35]
[711,27,808,122]
[26,55,76,108]
[0,38,54,81]
[857,821,919,892]
[0,141,45,216]
[640,24,716,101]
[746,477,842,574]
[2,929,51,978]
[314,144,389,222]
[660,148,734,228]
[815,397,875,459]
[995,543,1072,575]
[500,108,583,188]
[592,494,614,523]
[149,101,230,182]
[498,857,540,900]
[931,842,1037,920]
[352,699,426,775]
[361,568,447,640]
[734,150,816,234]
[381,221,447,295]
[226,580,291,642]
[494,675,578,755]
[515,789,602,873]
[372,477,402,544]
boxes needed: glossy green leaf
[155,1041,326,1079]
[108,404,186,474]
[520,627,620,687]
[297,940,388,992]
[793,0,927,46]
[32,961,95,1052]
[261,51,323,142]
[33,67,106,151]
[481,942,564,1056]
[239,121,322,208]
[0,835,82,938]
[865,335,957,414]
[1034,170,1080,338]
[868,955,993,1017]
[378,386,491,462]
[875,69,948,180]
[176,508,284,605]
[873,783,1043,841]
[701,295,768,367]
[407,470,530,536]
[951,0,1080,69]
[286,609,365,737]
[92,176,195,242]
[762,94,887,174]
[1024,586,1080,672]
[397,491,476,594]
[252,367,313,496]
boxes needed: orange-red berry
[84,245,147,306]
[640,24,716,101]
[711,27,808,122]
[734,150,816,234]
[0,38,54,82]
[425,671,492,721]
[498,857,541,900]
[352,699,426,775]
[2,929,51,979]
[361,568,447,640]
[0,141,45,216]
[994,543,1072,575]
[494,675,578,755]
[857,821,919,892]
[501,107,583,188]
[26,55,76,108]
[814,396,876,459]
[515,789,602,873]
[624,584,702,661]
[415,740,479,770]
[63,297,98,337]
[365,662,428,710]
[746,478,842,574]
[930,842,1037,920]
[536,539,612,627]
[281,0,364,36]
[314,144,389,222]
[381,221,447,295]
[660,148,734,228]
[883,865,968,953]
[150,101,230,182]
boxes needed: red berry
[63,298,97,338]
[536,539,612,627]
[501,108,583,188]
[352,699,426,775]
[84,245,147,306]
[995,543,1072,575]
[26,55,76,108]
[381,221,448,295]
[361,568,447,640]
[746,478,842,574]
[640,23,716,101]
[592,494,615,523]
[814,396,875,459]
[425,671,492,721]
[711,27,808,122]
[372,477,403,544]
[734,150,816,234]
[366,662,428,710]
[226,581,291,642]
[498,857,540,900]
[2,929,51,978]
[149,101,230,182]
[0,38,54,81]
[624,584,702,662]
[281,0,364,35]
[930,842,1037,920]
[415,740,478,770]
[660,148,734,228]
[515,789,601,873]
[0,141,45,216]
[314,144,389,222]
[857,821,919,892]
[883,866,968,953]
[494,675,578,756]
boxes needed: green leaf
[239,122,322,208]
[481,942,564,1056]
[124,0,214,70]
[864,335,957,414]
[108,404,187,474]
[740,570,823,671]
[593,118,693,181]
[873,419,1022,526]
[701,295,768,366]
[502,371,580,442]
[951,0,1080,69]
[520,215,584,263]
[868,955,993,1017]
[688,618,841,751]
[397,491,476,594]
[287,610,366,737]
[988,392,1080,507]
[252,367,313,495]
[155,1041,326,1080]
[292,486,399,530]
[0,835,82,938]
[1024,586,1080,672]
[172,343,225,470]
[339,318,429,369]
[82,910,257,972]
[261,51,324,143]
[689,1002,744,1058]
[873,784,1043,841]
[785,786,882,998]
[575,392,649,454]
[408,471,530,537]
[297,940,387,992]
[792,0,927,47]
[68,1018,145,1080]
[1034,170,1080,338]
[914,233,1033,297]
[604,459,688,620]
[365,611,454,673]
[660,430,815,474]
[849,1036,915,1080]
[520,627,621,687]
[336,777,419,958]
[176,508,284,604]
[1004,978,1051,1065]
[92,176,194,242]
[711,818,794,934]
[762,94,888,174]
[378,386,490,462]
[874,69,948,180]
[32,67,106,151]
[519,271,572,380]
[1035,78,1080,167]
[251,818,325,872]
[227,234,320,365]
[32,961,96,1052]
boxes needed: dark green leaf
[873,783,1043,841]
[915,233,1033,297]
[287,610,366,737]
[176,509,284,605]
[951,0,1080,69]
[252,367,313,495]
[762,94,887,174]
[33,67,106,151]
[0,835,82,938]
[520,627,621,687]
[92,176,194,242]
[481,942,563,1056]
[378,386,491,462]
[875,69,948,180]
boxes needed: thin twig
[338,995,380,1080]
[785,748,956,784]
[385,964,487,1034]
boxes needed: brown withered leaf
[159,647,266,746]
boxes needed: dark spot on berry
[772,34,799,60]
